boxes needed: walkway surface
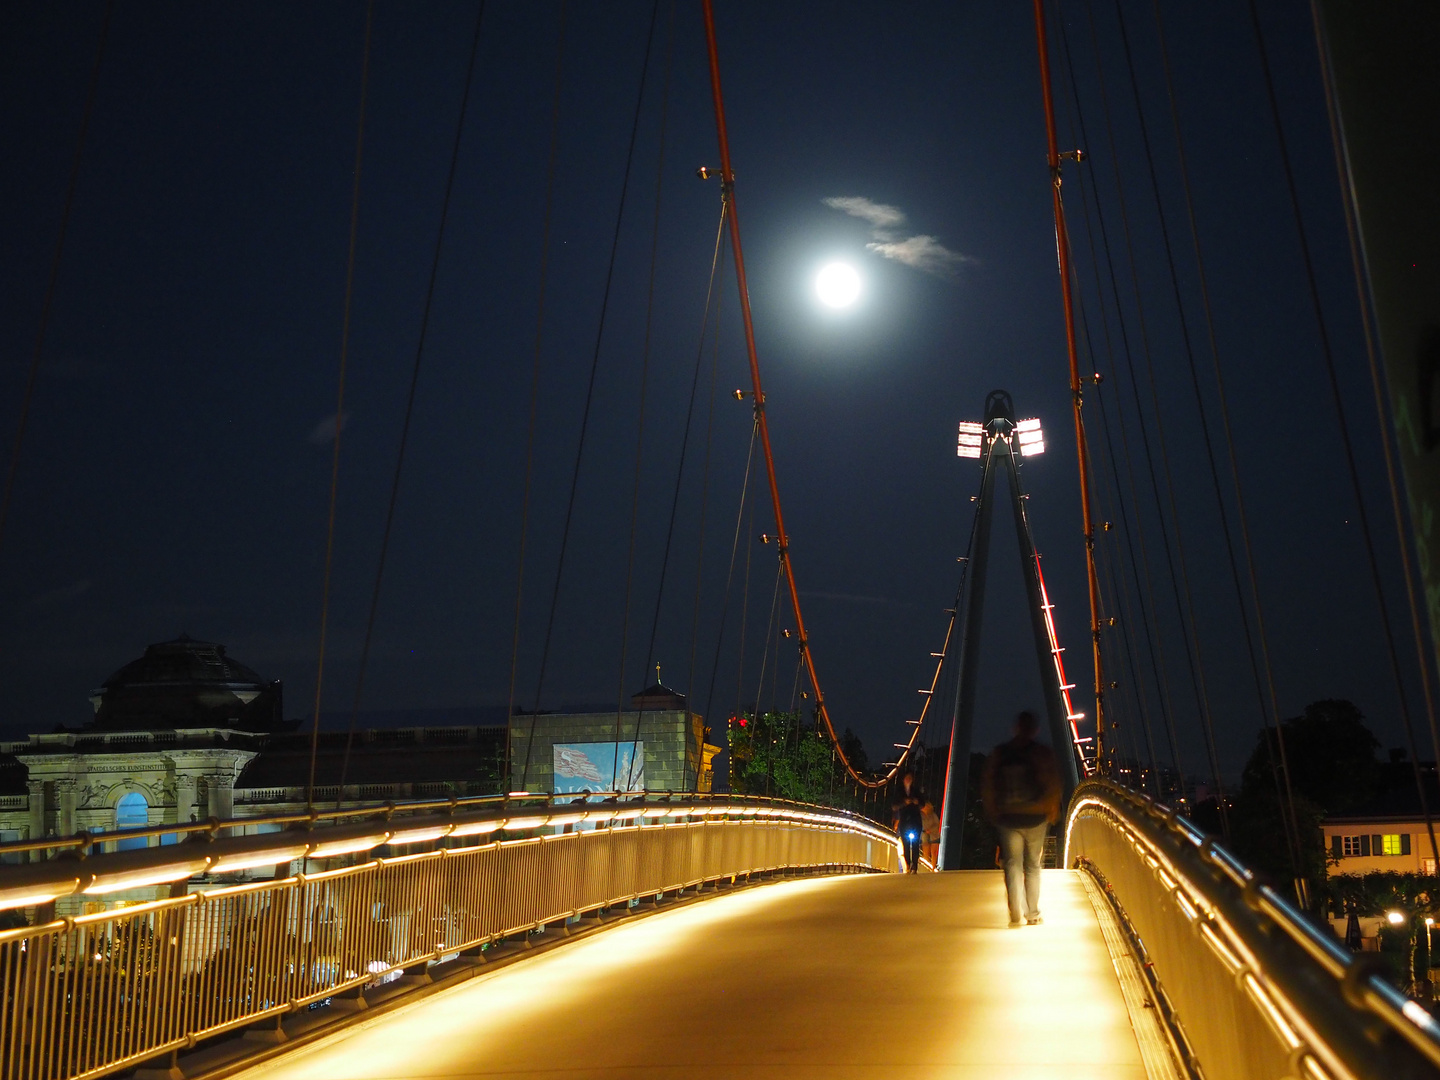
[235,870,1148,1080]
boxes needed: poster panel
[552,741,645,794]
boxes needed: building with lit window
[1322,816,1437,876]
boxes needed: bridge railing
[0,795,898,1080]
[1066,778,1440,1080]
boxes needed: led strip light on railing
[1065,785,1440,1080]
[0,796,901,912]
[1065,796,1325,1072]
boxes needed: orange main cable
[701,1,900,787]
[1033,0,1106,764]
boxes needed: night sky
[0,1,1419,786]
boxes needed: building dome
[88,636,285,731]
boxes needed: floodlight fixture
[1016,419,1045,456]
[956,421,984,459]
[1387,909,1407,926]
[956,416,1044,458]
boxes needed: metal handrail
[0,791,893,911]
[0,797,898,1080]
[1066,778,1440,1080]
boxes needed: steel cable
[508,0,568,792]
[337,0,488,803]
[1070,259,1166,798]
[520,0,661,786]
[1068,0,1195,796]
[1105,3,1238,837]
[611,0,674,787]
[702,1,967,786]
[686,216,728,788]
[700,419,758,740]
[1311,0,1440,841]
[1054,5,1172,798]
[306,1,375,810]
[1247,0,1439,867]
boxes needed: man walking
[981,710,1061,927]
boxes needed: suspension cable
[521,0,660,782]
[1055,3,1173,799]
[701,419,758,731]
[1069,255,1166,796]
[686,217,727,789]
[751,559,784,714]
[1104,0,1249,841]
[1247,0,1439,866]
[306,1,375,811]
[611,0,673,785]
[732,483,755,725]
[1312,0,1440,837]
[338,0,487,803]
[1033,0,1109,767]
[702,0,961,787]
[1071,0,1193,797]
[508,0,568,793]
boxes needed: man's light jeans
[997,822,1048,923]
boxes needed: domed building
[0,638,507,907]
[0,637,291,865]
[88,636,285,731]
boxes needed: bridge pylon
[938,390,1084,870]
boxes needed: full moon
[815,262,861,308]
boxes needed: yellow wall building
[1321,815,1438,876]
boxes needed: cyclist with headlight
[892,770,931,873]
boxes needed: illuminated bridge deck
[235,870,1161,1080]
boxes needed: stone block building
[509,682,720,795]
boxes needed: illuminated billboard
[552,741,645,794]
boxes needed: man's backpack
[995,741,1044,812]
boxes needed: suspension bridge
[2,1,1440,1079]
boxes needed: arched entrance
[115,791,148,850]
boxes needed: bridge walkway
[232,870,1171,1080]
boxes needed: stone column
[207,772,234,825]
[55,779,78,838]
[26,781,45,863]
[175,774,196,826]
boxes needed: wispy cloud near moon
[823,195,971,278]
[866,235,969,276]
[822,196,906,230]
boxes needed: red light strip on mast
[1034,555,1095,776]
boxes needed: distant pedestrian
[981,711,1061,926]
[891,770,932,873]
[921,801,941,868]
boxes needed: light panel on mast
[957,420,984,459]
[1016,419,1044,456]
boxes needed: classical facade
[0,642,714,917]
[0,638,505,868]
